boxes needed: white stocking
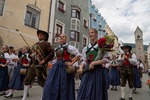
[121,87,125,98]
[22,85,30,100]
[129,88,133,98]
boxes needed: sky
[92,0,150,45]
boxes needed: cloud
[92,0,150,45]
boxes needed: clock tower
[134,26,146,69]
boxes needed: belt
[9,64,14,66]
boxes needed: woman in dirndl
[133,59,143,93]
[0,45,10,96]
[77,28,111,100]
[42,33,81,100]
[109,55,120,90]
[4,46,31,98]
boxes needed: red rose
[98,38,106,48]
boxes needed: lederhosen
[24,43,47,87]
[120,53,134,88]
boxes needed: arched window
[137,35,140,39]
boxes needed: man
[118,45,137,100]
[22,30,54,100]
[8,45,18,79]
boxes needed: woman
[42,33,81,100]
[133,59,143,93]
[109,55,120,90]
[0,45,10,96]
[4,46,31,98]
[77,28,110,100]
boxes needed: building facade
[50,0,89,51]
[89,0,106,38]
[0,0,51,49]
[147,43,150,68]
[105,24,120,55]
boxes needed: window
[58,0,66,13]
[71,9,80,19]
[55,24,62,37]
[70,18,80,32]
[93,14,96,21]
[54,20,65,43]
[0,0,5,16]
[69,41,80,50]
[70,31,79,42]
[82,35,88,47]
[83,18,88,28]
[137,35,140,39]
[24,6,40,29]
[98,20,101,27]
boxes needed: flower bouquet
[146,79,150,89]
[95,35,115,61]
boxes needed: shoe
[21,93,29,98]
[133,91,137,94]
[111,87,114,90]
[4,94,13,98]
[129,97,133,100]
[119,97,125,100]
[0,92,6,96]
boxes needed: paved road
[0,73,150,100]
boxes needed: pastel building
[89,0,107,38]
[50,0,89,51]
[0,0,51,49]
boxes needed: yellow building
[105,24,120,55]
[0,0,51,49]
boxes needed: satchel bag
[20,68,27,75]
[66,65,76,74]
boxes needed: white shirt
[9,53,18,66]
[3,52,10,63]
[118,53,137,65]
[56,43,81,57]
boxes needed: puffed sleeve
[102,52,111,63]
[129,53,137,65]
[4,53,10,63]
[80,46,87,66]
[26,53,31,62]
[67,45,81,57]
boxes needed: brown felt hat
[121,45,132,51]
[37,30,49,41]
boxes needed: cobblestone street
[0,73,150,100]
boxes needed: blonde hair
[60,33,68,40]
[89,28,98,34]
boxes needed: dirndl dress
[9,53,30,90]
[77,45,108,100]
[109,67,120,86]
[0,66,9,91]
[42,60,75,100]
[133,65,142,88]
[42,44,78,100]
[8,65,28,90]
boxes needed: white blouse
[56,43,81,57]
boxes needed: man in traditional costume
[22,30,54,100]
